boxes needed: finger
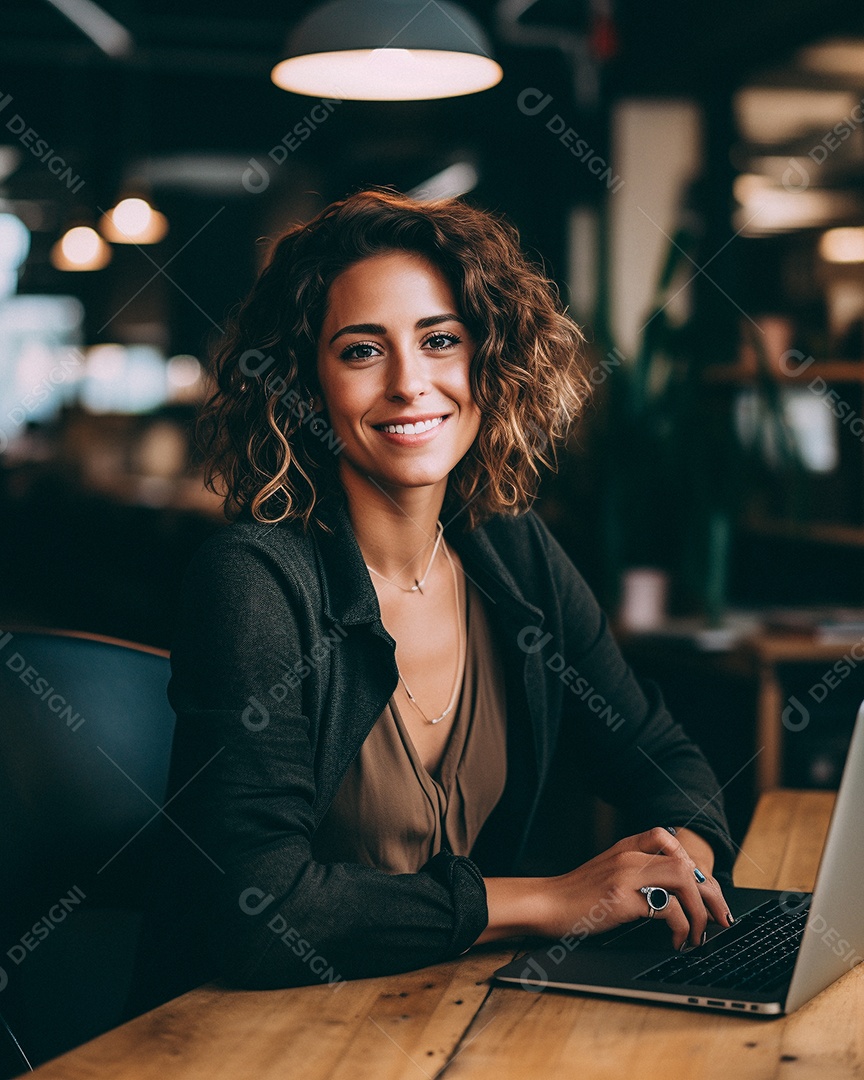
[634,831,726,939]
[656,894,690,952]
[673,856,728,929]
[670,869,710,947]
[627,854,708,947]
[697,873,734,929]
[664,850,730,928]
[633,826,686,858]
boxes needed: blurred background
[4,0,864,835]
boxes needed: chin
[372,456,454,484]
[378,469,451,490]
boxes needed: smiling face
[316,249,483,504]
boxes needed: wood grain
[27,790,864,1080]
[27,946,516,1080]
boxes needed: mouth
[371,414,451,444]
[373,414,449,435]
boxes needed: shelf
[744,515,864,548]
[704,360,864,385]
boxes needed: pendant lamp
[50,226,112,271]
[99,197,168,244]
[271,0,502,101]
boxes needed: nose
[385,343,430,402]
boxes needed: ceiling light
[43,0,133,58]
[272,0,502,101]
[128,154,259,195]
[99,197,168,244]
[798,38,864,79]
[819,227,864,263]
[733,189,861,235]
[408,161,479,200]
[733,173,774,204]
[51,226,112,271]
[734,87,859,146]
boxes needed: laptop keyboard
[634,897,810,994]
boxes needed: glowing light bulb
[819,227,864,263]
[271,49,502,101]
[113,198,152,235]
[100,197,168,243]
[51,226,112,271]
[64,227,101,262]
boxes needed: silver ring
[640,886,671,915]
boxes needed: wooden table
[28,790,864,1080]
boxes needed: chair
[0,628,174,1076]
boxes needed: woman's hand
[477,827,731,952]
[536,827,731,951]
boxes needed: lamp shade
[271,0,502,101]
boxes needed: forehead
[323,251,458,319]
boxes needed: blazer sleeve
[528,513,737,883]
[163,530,488,989]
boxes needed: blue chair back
[0,629,174,1073]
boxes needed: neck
[339,469,447,583]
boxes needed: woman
[130,188,735,1010]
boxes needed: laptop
[493,700,864,1015]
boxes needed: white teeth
[380,416,445,435]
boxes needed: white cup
[618,567,670,631]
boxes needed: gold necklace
[364,520,443,594]
[396,538,463,725]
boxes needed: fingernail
[701,930,707,945]
[679,942,690,953]
[694,868,706,883]
[726,911,735,925]
[665,826,678,835]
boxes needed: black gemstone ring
[640,886,671,916]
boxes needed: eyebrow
[328,313,465,346]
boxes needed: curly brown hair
[198,187,591,531]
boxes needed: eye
[424,331,462,351]
[339,340,381,362]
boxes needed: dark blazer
[129,489,735,1011]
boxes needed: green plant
[596,212,807,625]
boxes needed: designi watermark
[517,88,624,193]
[776,349,864,444]
[238,887,345,989]
[779,891,863,971]
[242,98,343,194]
[781,96,864,192]
[238,349,346,458]
[242,622,348,731]
[0,631,86,731]
[0,886,86,993]
[782,635,864,732]
[519,890,624,992]
[0,90,85,194]
[0,347,83,454]
[517,624,626,731]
